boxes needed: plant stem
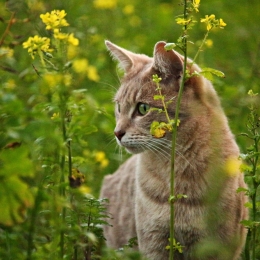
[38,50,47,72]
[59,105,67,258]
[157,85,171,123]
[0,12,15,47]
[251,133,259,260]
[26,186,43,260]
[192,30,209,64]
[169,1,188,259]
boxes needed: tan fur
[100,41,248,260]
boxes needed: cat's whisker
[149,137,199,174]
[142,139,171,160]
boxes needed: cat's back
[100,155,137,248]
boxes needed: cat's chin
[124,147,146,154]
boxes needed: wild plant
[149,1,227,258]
[239,90,260,260]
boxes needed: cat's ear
[105,40,134,72]
[153,41,183,79]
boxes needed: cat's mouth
[116,137,146,154]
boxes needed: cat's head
[105,40,219,155]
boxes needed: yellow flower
[123,5,135,15]
[23,35,52,59]
[67,33,79,46]
[53,29,79,46]
[87,65,100,82]
[129,16,141,27]
[0,47,14,58]
[4,79,16,90]
[95,151,109,168]
[205,39,213,48]
[72,59,100,81]
[40,10,69,30]
[201,15,226,31]
[51,112,60,120]
[43,73,63,88]
[63,74,72,86]
[67,45,78,59]
[78,186,92,195]
[248,89,258,97]
[73,59,89,73]
[93,0,117,9]
[225,157,242,176]
[192,0,200,12]
[176,18,191,25]
[53,29,68,40]
[219,18,227,28]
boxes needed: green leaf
[240,219,254,228]
[244,202,252,209]
[200,67,225,80]
[0,146,34,226]
[164,43,176,51]
[236,187,248,193]
[154,95,164,100]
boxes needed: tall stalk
[169,1,188,259]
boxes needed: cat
[100,40,248,260]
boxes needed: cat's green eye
[137,103,150,116]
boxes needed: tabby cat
[100,40,248,260]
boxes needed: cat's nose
[114,129,125,141]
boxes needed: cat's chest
[135,152,207,202]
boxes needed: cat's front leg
[135,197,172,260]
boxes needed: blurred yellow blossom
[51,112,60,120]
[73,59,89,73]
[219,18,227,28]
[94,0,117,9]
[225,157,242,176]
[27,0,46,12]
[53,29,79,46]
[67,33,79,46]
[4,79,16,90]
[73,59,100,81]
[123,5,135,15]
[192,0,200,12]
[0,47,14,58]
[248,89,258,97]
[64,74,72,86]
[205,39,213,48]
[129,16,141,27]
[23,35,52,59]
[40,10,69,30]
[43,73,63,88]
[95,151,109,168]
[78,186,92,195]
[87,65,100,82]
[67,45,78,59]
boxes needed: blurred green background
[0,0,259,196]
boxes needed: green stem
[26,186,43,260]
[38,50,47,72]
[157,86,171,123]
[170,1,188,259]
[251,134,259,260]
[192,30,209,65]
[59,105,67,258]
[68,139,72,178]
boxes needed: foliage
[239,90,260,260]
[0,0,259,259]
